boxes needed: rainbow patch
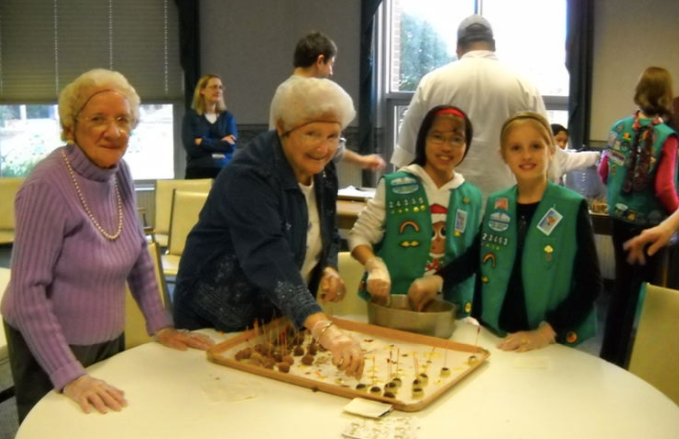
[399,220,420,233]
[482,253,496,268]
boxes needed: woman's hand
[311,321,364,379]
[154,327,214,351]
[407,275,443,312]
[365,257,391,306]
[63,375,127,414]
[222,134,236,145]
[624,222,675,265]
[319,266,346,303]
[497,324,556,352]
[360,154,387,171]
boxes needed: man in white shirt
[391,15,598,201]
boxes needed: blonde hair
[192,74,227,115]
[58,68,140,142]
[271,77,355,133]
[500,112,556,154]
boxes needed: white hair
[271,77,355,133]
[58,68,140,141]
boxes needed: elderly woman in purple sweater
[1,69,213,422]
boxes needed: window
[0,0,181,179]
[0,104,174,179]
[379,0,569,161]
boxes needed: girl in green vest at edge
[598,66,678,368]
[410,112,602,351]
[348,105,482,318]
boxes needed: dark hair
[550,123,567,136]
[634,66,674,119]
[293,31,337,68]
[411,105,473,167]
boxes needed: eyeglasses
[301,132,341,149]
[283,125,342,149]
[427,132,465,147]
[289,131,342,149]
[78,114,133,132]
[206,84,224,90]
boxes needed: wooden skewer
[425,346,435,374]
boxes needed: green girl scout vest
[358,171,482,317]
[605,116,677,226]
[479,183,595,346]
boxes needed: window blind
[0,0,183,104]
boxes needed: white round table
[16,319,679,439]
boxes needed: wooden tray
[207,317,489,412]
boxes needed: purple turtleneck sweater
[1,144,172,391]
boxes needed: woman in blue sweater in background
[182,74,238,179]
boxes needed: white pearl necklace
[61,150,123,241]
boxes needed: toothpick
[388,351,393,380]
[396,348,401,377]
[425,346,435,373]
[372,355,377,386]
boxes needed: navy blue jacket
[182,109,238,170]
[173,131,340,332]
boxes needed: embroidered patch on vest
[565,331,578,344]
[537,207,562,236]
[482,252,496,268]
[390,175,420,195]
[488,211,510,232]
[608,149,625,166]
[494,197,508,210]
[454,209,467,235]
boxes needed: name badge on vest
[454,209,467,236]
[537,207,563,236]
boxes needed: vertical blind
[0,0,183,104]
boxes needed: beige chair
[319,252,368,316]
[153,179,211,247]
[124,241,170,349]
[628,283,679,405]
[0,178,25,244]
[160,189,209,277]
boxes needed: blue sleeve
[218,168,322,328]
[182,111,236,158]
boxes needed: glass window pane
[390,0,475,92]
[483,0,568,96]
[0,104,174,179]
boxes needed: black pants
[3,321,125,423]
[599,220,665,368]
[185,166,221,179]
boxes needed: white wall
[200,0,361,125]
[591,0,679,141]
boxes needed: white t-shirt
[299,181,322,284]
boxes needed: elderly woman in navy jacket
[174,78,364,378]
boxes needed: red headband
[435,108,465,120]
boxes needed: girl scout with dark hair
[349,105,481,317]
